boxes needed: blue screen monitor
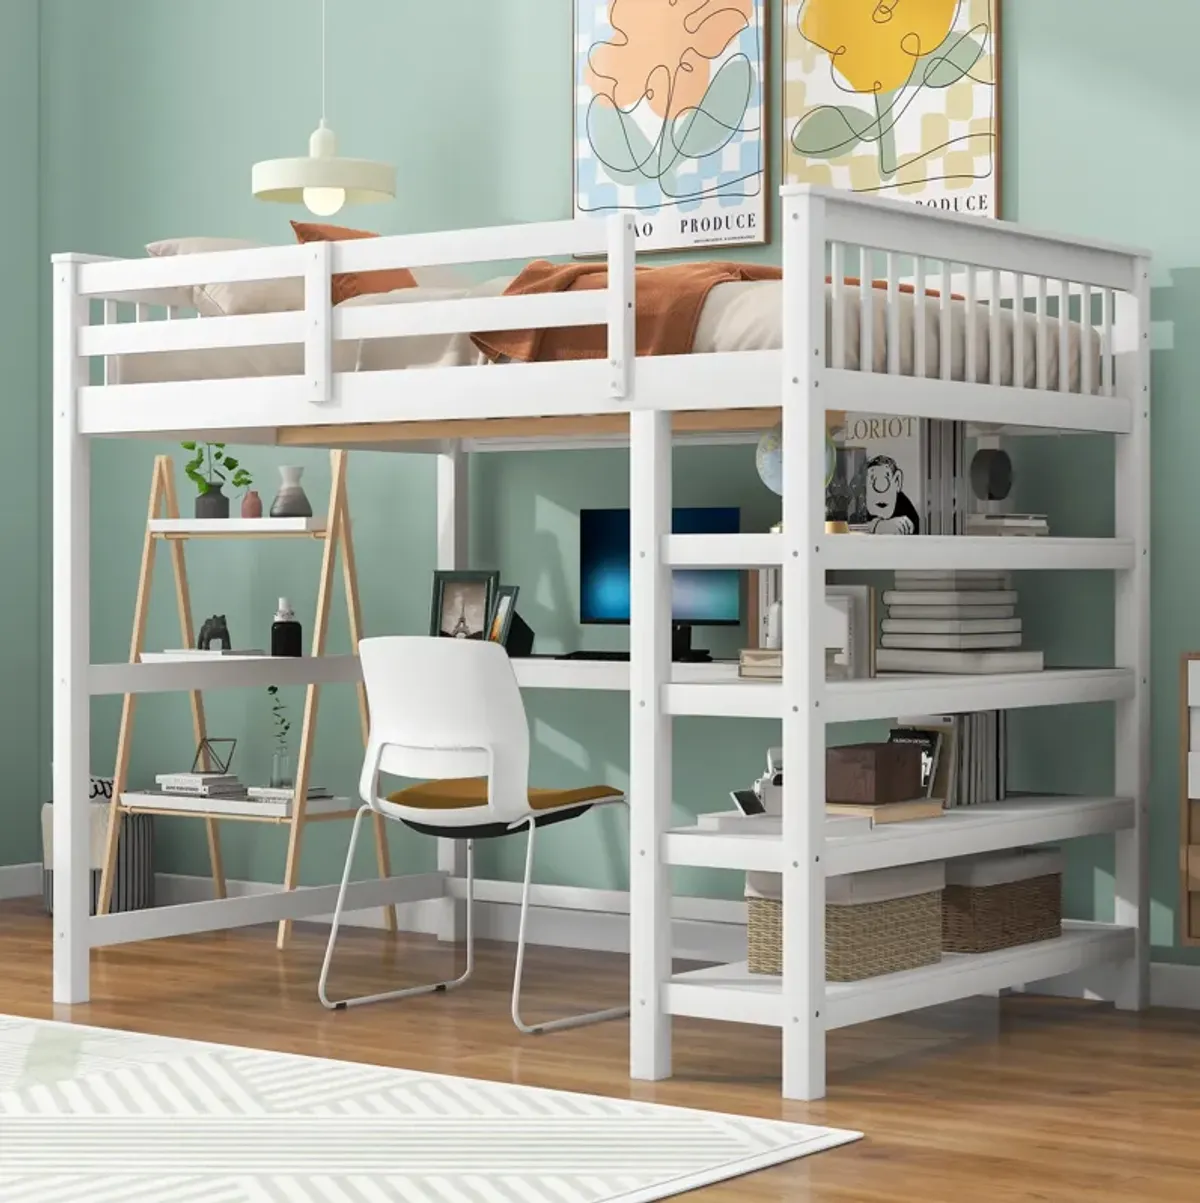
[579,507,742,627]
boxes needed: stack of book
[154,771,245,797]
[246,785,332,802]
[966,512,1049,537]
[739,647,781,680]
[891,713,1007,807]
[876,570,1043,674]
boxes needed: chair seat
[387,777,621,813]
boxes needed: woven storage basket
[746,864,943,981]
[942,849,1062,954]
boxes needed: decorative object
[196,615,231,651]
[573,0,767,251]
[270,597,303,658]
[41,780,155,916]
[251,0,395,215]
[267,685,293,789]
[942,848,1063,953]
[825,445,868,532]
[487,584,520,646]
[504,611,536,658]
[270,465,314,518]
[0,1017,860,1196]
[746,863,945,980]
[430,570,500,640]
[181,441,250,519]
[785,0,999,217]
[191,737,237,776]
[826,742,924,805]
[754,424,783,496]
[240,489,263,518]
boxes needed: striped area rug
[0,1015,859,1201]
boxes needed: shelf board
[148,517,327,538]
[662,921,1134,1030]
[664,795,1135,877]
[664,667,1135,722]
[663,534,1135,573]
[91,655,362,696]
[121,792,354,821]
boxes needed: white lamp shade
[252,122,395,209]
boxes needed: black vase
[195,485,230,519]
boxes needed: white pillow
[145,237,304,317]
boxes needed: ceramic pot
[241,490,263,519]
[195,484,229,520]
[270,466,313,518]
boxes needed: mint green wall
[18,1,1200,958]
[0,0,43,868]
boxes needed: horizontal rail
[87,872,447,947]
[335,290,607,341]
[333,217,610,272]
[78,244,309,297]
[81,310,306,356]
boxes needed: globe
[754,424,837,497]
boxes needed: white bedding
[112,278,1101,393]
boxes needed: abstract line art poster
[574,0,768,251]
[784,0,999,217]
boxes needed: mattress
[112,277,1101,393]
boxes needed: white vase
[270,466,313,518]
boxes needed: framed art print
[574,0,768,251]
[487,585,520,647]
[430,571,499,642]
[784,0,999,217]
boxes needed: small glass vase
[270,750,293,790]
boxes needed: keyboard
[556,650,631,662]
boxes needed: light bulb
[303,186,346,217]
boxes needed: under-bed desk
[52,185,1150,1100]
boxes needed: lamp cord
[320,0,328,123]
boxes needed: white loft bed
[52,184,1150,1102]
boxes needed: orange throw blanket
[471,259,783,363]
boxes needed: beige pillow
[145,237,304,316]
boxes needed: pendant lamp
[252,0,395,216]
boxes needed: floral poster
[784,0,999,216]
[574,0,768,251]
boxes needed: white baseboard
[0,863,40,901]
[153,873,1200,1010]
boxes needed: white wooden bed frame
[52,184,1150,1100]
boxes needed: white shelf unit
[50,186,1149,1103]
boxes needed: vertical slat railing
[1036,277,1048,391]
[1013,274,1026,389]
[886,252,900,376]
[914,257,927,379]
[1101,288,1115,397]
[1059,278,1071,393]
[940,261,952,381]
[860,247,874,375]
[103,300,117,386]
[831,243,846,370]
[964,267,977,384]
[988,272,1001,387]
[1080,284,1094,396]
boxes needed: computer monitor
[579,507,741,660]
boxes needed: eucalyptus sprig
[267,685,291,752]
[180,441,252,495]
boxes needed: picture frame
[783,0,1000,218]
[572,0,769,252]
[430,571,499,642]
[487,584,520,647]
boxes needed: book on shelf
[966,513,1049,537]
[882,590,1019,608]
[893,712,1007,808]
[882,617,1021,635]
[825,798,945,824]
[246,785,332,800]
[876,647,1043,674]
[880,632,1023,651]
[892,571,1013,591]
[886,727,943,797]
[154,773,244,796]
[829,412,926,535]
[886,603,1016,620]
[739,648,781,679]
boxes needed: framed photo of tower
[573,0,769,251]
[784,0,1000,217]
[430,571,500,642]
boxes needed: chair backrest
[357,636,531,825]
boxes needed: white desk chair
[319,635,630,1035]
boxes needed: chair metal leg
[511,815,631,1036]
[319,806,475,1011]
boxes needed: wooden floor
[2,899,1198,1201]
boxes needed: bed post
[52,256,92,1004]
[435,442,470,943]
[1113,259,1151,1010]
[780,187,829,1100]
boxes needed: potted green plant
[267,685,292,789]
[181,441,252,519]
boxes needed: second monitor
[579,507,741,662]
